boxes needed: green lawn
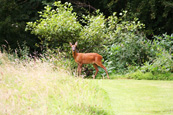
[97,79,173,115]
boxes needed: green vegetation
[2,1,171,80]
[1,0,172,50]
[0,1,172,115]
[98,79,173,115]
[0,52,113,115]
[26,1,82,48]
[1,52,172,114]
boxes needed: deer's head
[69,42,77,52]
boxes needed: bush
[103,35,150,73]
[124,37,173,80]
[79,11,107,52]
[25,1,172,78]
[103,32,172,75]
[25,1,82,48]
[102,15,149,73]
[141,51,173,74]
[153,33,173,53]
[125,71,172,80]
[25,2,146,53]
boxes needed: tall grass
[0,52,112,115]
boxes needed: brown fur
[70,42,109,79]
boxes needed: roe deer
[70,42,109,79]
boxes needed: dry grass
[0,52,112,115]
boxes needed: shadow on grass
[70,103,112,115]
[144,109,173,114]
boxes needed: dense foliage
[0,0,43,51]
[26,2,81,49]
[1,0,173,50]
[0,1,172,79]
[25,1,172,79]
[68,0,173,35]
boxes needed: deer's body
[73,52,102,64]
[70,42,109,79]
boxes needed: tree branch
[68,0,97,11]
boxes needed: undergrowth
[110,71,173,80]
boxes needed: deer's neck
[72,51,78,59]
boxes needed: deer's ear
[69,42,72,46]
[75,42,78,46]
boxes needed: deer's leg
[93,64,98,79]
[77,64,80,77]
[96,62,110,79]
[77,64,79,77]
[78,64,83,77]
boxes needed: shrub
[79,11,107,52]
[125,71,172,80]
[141,51,173,74]
[153,33,173,52]
[25,1,82,48]
[25,1,172,78]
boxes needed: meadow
[0,52,173,115]
[0,53,112,115]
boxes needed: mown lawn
[97,79,173,115]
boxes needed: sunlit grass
[0,52,113,115]
[1,52,172,115]
[98,79,173,115]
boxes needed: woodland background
[0,0,172,79]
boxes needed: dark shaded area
[0,0,44,52]
[0,0,172,53]
[70,103,112,115]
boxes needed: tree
[126,0,173,35]
[26,1,82,49]
[66,0,173,35]
[0,0,43,51]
